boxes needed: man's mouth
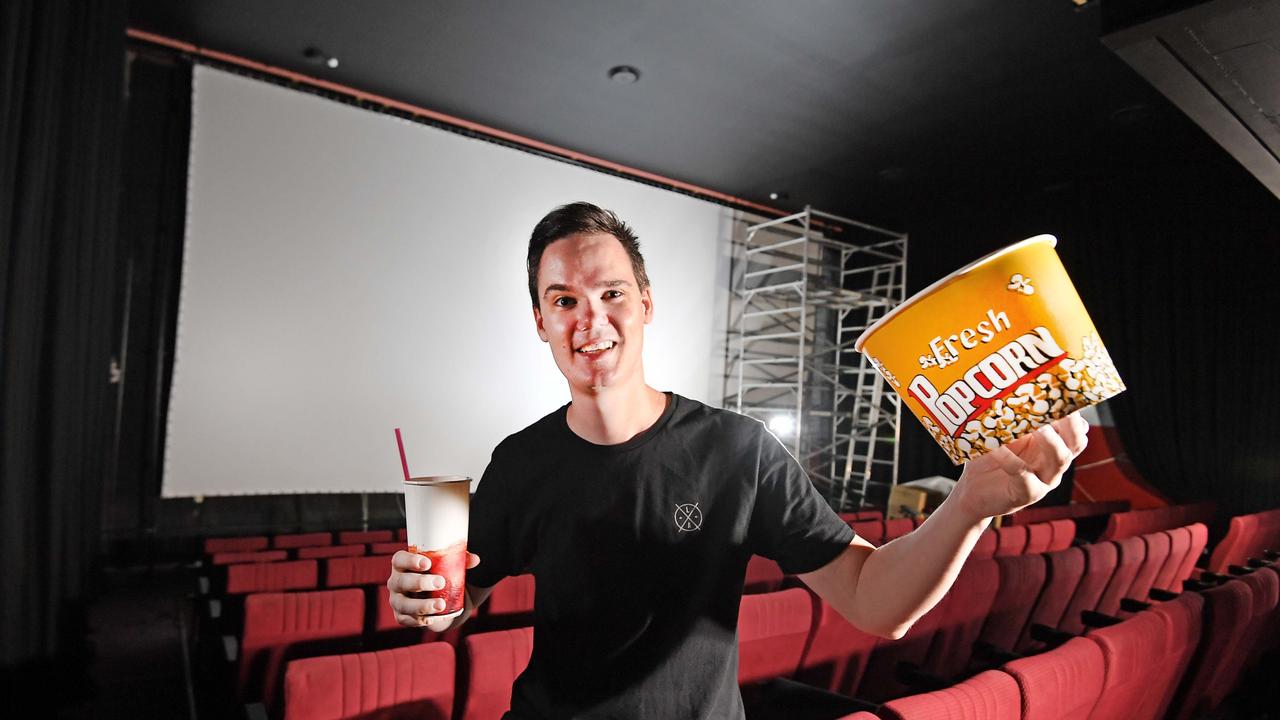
[576,340,617,354]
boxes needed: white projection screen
[163,65,734,497]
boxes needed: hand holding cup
[387,549,481,630]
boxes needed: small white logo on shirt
[674,502,703,532]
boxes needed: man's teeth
[578,341,616,353]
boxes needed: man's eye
[604,290,623,300]
[554,297,576,308]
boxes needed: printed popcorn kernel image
[855,235,1125,465]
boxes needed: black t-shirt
[468,392,855,720]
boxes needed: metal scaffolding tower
[727,207,908,511]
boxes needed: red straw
[394,427,411,482]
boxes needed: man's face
[534,232,654,395]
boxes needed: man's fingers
[1051,413,1090,458]
[465,552,481,570]
[391,595,450,625]
[1030,422,1075,482]
[392,550,430,572]
[395,571,446,595]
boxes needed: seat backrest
[883,518,914,542]
[1003,636,1103,720]
[1085,610,1167,719]
[1208,514,1253,573]
[1153,527,1191,593]
[1168,580,1253,720]
[851,520,883,545]
[1230,569,1280,687]
[460,627,535,720]
[878,669,1021,720]
[737,588,814,685]
[1057,542,1117,635]
[227,560,319,595]
[743,555,785,594]
[206,536,270,554]
[274,532,333,550]
[972,529,998,559]
[1046,519,1076,551]
[239,588,366,710]
[994,525,1028,557]
[980,553,1047,653]
[1179,523,1209,583]
[924,558,1001,679]
[1094,537,1144,616]
[856,586,947,703]
[795,598,879,696]
[283,640,454,720]
[485,574,536,619]
[298,544,367,560]
[370,541,406,555]
[1019,546,1085,652]
[1024,522,1053,555]
[1144,592,1204,720]
[337,530,393,545]
[212,550,289,566]
[1127,531,1171,602]
[325,555,394,588]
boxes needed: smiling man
[387,202,1088,719]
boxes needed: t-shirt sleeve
[748,425,855,575]
[466,447,514,589]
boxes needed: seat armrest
[1148,588,1179,601]
[1228,565,1253,576]
[1081,610,1122,628]
[895,662,950,693]
[1120,598,1151,613]
[1030,623,1075,646]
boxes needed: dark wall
[893,113,1280,521]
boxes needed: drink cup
[403,475,470,618]
[854,235,1125,465]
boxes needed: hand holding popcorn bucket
[854,235,1125,465]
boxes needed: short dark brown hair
[527,202,650,308]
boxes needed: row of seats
[1004,499,1129,526]
[1098,502,1216,541]
[1207,506,1280,573]
[211,542,409,566]
[204,529,407,555]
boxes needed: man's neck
[565,382,668,446]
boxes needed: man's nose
[577,298,609,331]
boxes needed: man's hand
[387,550,481,631]
[952,413,1089,521]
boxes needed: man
[387,202,1088,718]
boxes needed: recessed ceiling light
[768,191,790,201]
[607,65,641,84]
[303,46,339,69]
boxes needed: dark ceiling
[127,0,1203,224]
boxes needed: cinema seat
[878,669,1021,720]
[325,555,395,588]
[795,598,879,697]
[1084,610,1167,719]
[1003,636,1103,720]
[1144,592,1204,720]
[370,541,405,555]
[1046,519,1076,551]
[1169,580,1252,720]
[1153,527,1192,593]
[857,587,946,702]
[283,641,454,720]
[1020,547,1085,651]
[1124,531,1171,605]
[971,530,998,559]
[1092,537,1144,618]
[744,555,785,594]
[979,553,1047,655]
[211,550,289,566]
[851,520,883,545]
[1056,542,1116,635]
[337,529,393,545]
[460,627,535,720]
[206,536,270,554]
[274,532,333,550]
[1024,522,1053,554]
[297,544,366,560]
[883,518,914,541]
[238,588,365,711]
[226,559,319,595]
[993,525,1027,557]
[737,588,813,685]
[1180,522,1209,583]
[922,557,1000,680]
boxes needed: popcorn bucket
[854,235,1125,465]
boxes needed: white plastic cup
[403,475,470,618]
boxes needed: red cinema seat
[737,588,813,685]
[370,541,405,555]
[1170,580,1253,720]
[852,509,883,521]
[1004,636,1102,720]
[1247,566,1280,670]
[238,588,365,711]
[227,560,319,595]
[396,528,408,542]
[851,520,883,545]
[1094,537,1144,617]
[1046,519,1076,551]
[1056,542,1116,635]
[1229,569,1279,685]
[979,553,1047,655]
[283,641,454,720]
[1021,547,1085,650]
[1209,514,1259,573]
[1179,523,1209,584]
[1085,610,1167,720]
[1124,531,1171,604]
[337,530,394,545]
[972,530,998,559]
[857,589,946,702]
[1153,527,1192,593]
[483,574,536,630]
[325,555,395,588]
[744,555,785,594]
[835,713,879,720]
[993,525,1027,557]
[1024,522,1053,555]
[878,669,1021,720]
[211,550,289,566]
[206,536,270,554]
[795,598,878,697]
[460,627,535,720]
[274,532,333,550]
[883,518,914,542]
[298,544,366,560]
[923,558,1000,680]
[1143,592,1204,720]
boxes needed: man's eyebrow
[542,283,570,297]
[541,280,632,297]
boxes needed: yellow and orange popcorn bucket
[854,235,1125,465]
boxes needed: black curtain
[0,0,125,668]
[895,127,1280,523]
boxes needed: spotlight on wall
[768,415,796,437]
[303,47,340,69]
[768,191,790,201]
[607,65,641,84]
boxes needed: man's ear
[641,286,655,325]
[533,305,548,342]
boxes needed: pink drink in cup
[403,475,470,618]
